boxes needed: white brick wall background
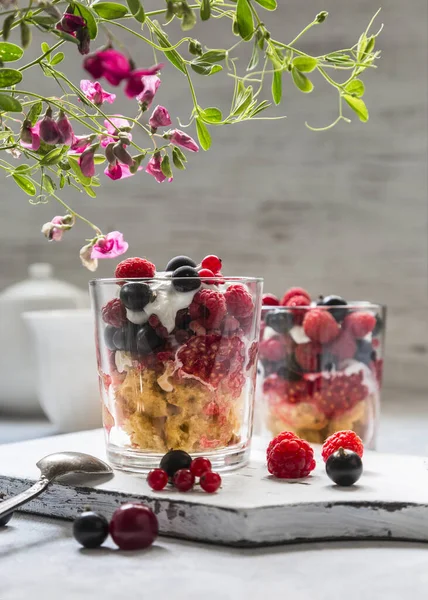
[0,0,426,396]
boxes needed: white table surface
[1,391,428,600]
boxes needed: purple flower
[41,215,74,242]
[135,75,161,108]
[149,105,171,129]
[104,162,142,181]
[57,13,86,34]
[39,108,61,145]
[79,146,96,177]
[91,231,129,259]
[125,67,163,99]
[101,116,132,148]
[145,153,173,184]
[76,27,91,56]
[70,135,93,154]
[80,80,116,106]
[57,111,74,145]
[20,121,41,151]
[168,129,199,152]
[83,49,131,86]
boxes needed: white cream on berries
[126,309,149,325]
[289,325,311,344]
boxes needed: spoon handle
[0,477,50,520]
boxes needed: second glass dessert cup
[91,276,263,472]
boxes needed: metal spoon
[0,452,113,521]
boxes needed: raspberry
[266,430,298,456]
[115,257,156,280]
[263,373,289,397]
[262,294,280,306]
[303,309,340,344]
[201,255,222,273]
[280,287,311,306]
[343,312,376,338]
[246,340,258,371]
[321,430,364,462]
[259,337,287,362]
[327,329,357,360]
[288,294,311,325]
[371,358,383,385]
[101,298,127,328]
[225,284,254,318]
[313,372,368,418]
[295,342,322,371]
[267,434,316,479]
[189,289,227,329]
[223,315,240,332]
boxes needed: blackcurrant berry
[165,256,197,271]
[373,314,384,336]
[172,266,201,292]
[73,511,109,548]
[317,295,348,322]
[136,324,165,355]
[120,282,155,311]
[160,449,192,479]
[326,448,363,486]
[355,339,373,366]
[104,325,119,351]
[265,310,293,334]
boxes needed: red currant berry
[190,457,212,478]
[109,503,158,550]
[198,268,215,279]
[173,469,195,492]
[201,255,222,273]
[262,293,280,306]
[147,468,168,491]
[200,471,222,493]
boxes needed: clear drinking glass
[90,276,263,472]
[258,303,386,448]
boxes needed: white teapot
[0,263,88,414]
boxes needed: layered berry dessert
[259,288,385,446]
[92,255,261,466]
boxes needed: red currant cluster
[73,502,158,551]
[147,449,222,493]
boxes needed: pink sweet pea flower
[101,117,132,148]
[104,162,142,180]
[70,135,93,154]
[125,66,163,99]
[57,13,86,34]
[149,105,171,129]
[91,231,128,259]
[145,153,173,184]
[20,121,41,151]
[56,111,74,145]
[80,80,116,106]
[79,146,96,177]
[135,75,161,108]
[168,129,199,152]
[39,108,61,145]
[83,49,131,86]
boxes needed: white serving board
[1,429,428,547]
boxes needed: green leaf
[232,85,253,116]
[31,15,58,27]
[236,0,253,41]
[325,52,354,66]
[50,52,64,66]
[93,154,106,164]
[68,155,92,185]
[0,68,22,87]
[2,14,16,41]
[40,147,65,166]
[0,93,22,112]
[195,118,211,150]
[253,0,277,9]
[200,107,222,123]
[292,56,317,73]
[345,79,365,98]
[27,101,42,125]
[291,68,314,93]
[52,29,80,45]
[191,61,222,76]
[153,22,186,74]
[172,147,186,170]
[41,42,50,55]
[357,32,367,62]
[0,42,23,62]
[247,40,259,71]
[72,2,98,39]
[12,173,36,196]
[125,0,145,23]
[271,70,282,104]
[161,154,173,178]
[42,173,56,194]
[198,50,227,63]
[92,2,128,19]
[200,0,211,21]
[83,185,96,198]
[343,94,369,122]
[20,21,31,49]
[14,164,31,172]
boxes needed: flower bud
[149,105,171,130]
[80,242,98,272]
[188,39,202,56]
[129,152,146,174]
[316,11,328,23]
[112,142,134,167]
[79,144,98,177]
[39,107,60,145]
[20,120,33,145]
[56,110,74,145]
[105,142,116,165]
[77,26,90,56]
[58,13,86,34]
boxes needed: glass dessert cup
[258,304,386,448]
[90,276,263,472]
